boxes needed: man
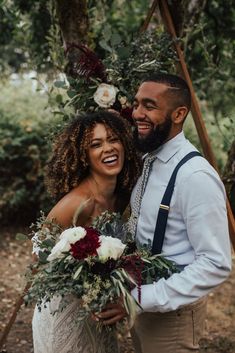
[99,73,231,353]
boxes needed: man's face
[132,81,173,153]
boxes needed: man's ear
[171,106,188,124]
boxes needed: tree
[0,0,53,74]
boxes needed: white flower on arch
[93,83,118,108]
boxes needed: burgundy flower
[70,227,101,260]
[66,42,107,81]
[120,107,134,124]
[91,258,117,278]
[120,254,144,302]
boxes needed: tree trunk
[55,0,89,77]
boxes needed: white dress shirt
[131,131,231,312]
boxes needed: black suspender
[151,151,202,255]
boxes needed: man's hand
[96,301,127,325]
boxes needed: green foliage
[101,30,177,100]
[182,0,235,171]
[46,2,65,72]
[88,0,150,50]
[15,0,52,70]
[0,113,51,225]
[0,0,149,75]
[0,79,54,225]
[0,1,26,75]
[184,112,235,172]
[0,0,54,74]
[52,30,177,115]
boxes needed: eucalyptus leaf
[38,250,49,264]
[125,291,138,328]
[104,222,114,236]
[15,233,28,241]
[56,94,63,104]
[58,260,66,272]
[111,33,122,46]
[67,90,77,99]
[73,265,83,280]
[54,80,66,88]
[103,25,112,41]
[116,47,130,59]
[99,39,113,53]
[41,239,55,248]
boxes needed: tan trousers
[131,297,207,353]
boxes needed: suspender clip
[159,204,170,211]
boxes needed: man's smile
[136,122,153,136]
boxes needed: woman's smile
[102,154,119,165]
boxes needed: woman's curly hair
[45,111,142,201]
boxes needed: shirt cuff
[131,283,158,312]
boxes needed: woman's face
[87,123,125,178]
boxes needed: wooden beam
[0,282,30,350]
[158,0,235,248]
[140,0,159,33]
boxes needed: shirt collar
[145,131,186,163]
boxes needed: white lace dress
[32,235,120,353]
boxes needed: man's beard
[133,115,172,153]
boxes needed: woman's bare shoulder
[47,183,95,228]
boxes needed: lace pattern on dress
[32,295,120,353]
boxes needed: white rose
[97,236,126,262]
[93,84,118,108]
[47,237,71,261]
[59,226,87,243]
[48,227,87,262]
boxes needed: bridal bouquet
[25,211,177,327]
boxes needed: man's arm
[132,170,232,312]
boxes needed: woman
[32,110,141,353]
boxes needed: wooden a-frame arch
[0,0,234,349]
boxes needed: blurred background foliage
[0,78,54,224]
[0,0,234,225]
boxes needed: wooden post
[0,282,30,350]
[158,0,235,248]
[140,0,159,33]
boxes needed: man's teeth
[103,156,118,163]
[138,124,151,129]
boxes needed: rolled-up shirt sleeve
[132,170,232,312]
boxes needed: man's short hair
[142,73,191,112]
